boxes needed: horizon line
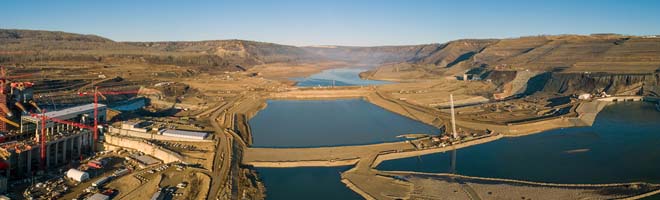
[2,28,659,48]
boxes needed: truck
[113,168,130,177]
[92,176,111,187]
[87,161,103,169]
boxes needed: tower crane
[29,109,96,170]
[77,87,148,150]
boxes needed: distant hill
[302,44,442,65]
[0,29,321,71]
[2,29,659,76]
[127,40,318,65]
[383,35,660,97]
[402,35,660,75]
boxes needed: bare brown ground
[174,141,215,170]
[362,63,439,81]
[376,172,660,200]
[159,169,211,200]
[563,62,660,73]
[107,175,143,199]
[375,79,494,108]
[117,173,163,200]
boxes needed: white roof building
[23,103,107,122]
[21,103,107,130]
[161,129,208,140]
[66,168,90,182]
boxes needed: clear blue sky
[2,0,660,46]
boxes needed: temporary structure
[66,168,90,182]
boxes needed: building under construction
[0,103,107,193]
[0,66,122,194]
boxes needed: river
[250,98,438,199]
[256,166,363,200]
[254,102,660,199]
[377,102,660,184]
[256,70,660,198]
[249,99,438,148]
[293,68,389,87]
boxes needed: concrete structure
[120,121,149,133]
[20,103,107,142]
[597,96,644,102]
[108,126,212,142]
[66,169,89,182]
[0,103,105,189]
[160,129,207,140]
[1,130,92,193]
[103,134,183,163]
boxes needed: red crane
[31,85,150,170]
[77,87,142,150]
[30,109,95,170]
[31,87,141,170]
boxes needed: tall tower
[450,94,458,139]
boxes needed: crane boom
[29,113,93,130]
[77,87,146,151]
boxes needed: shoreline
[249,158,360,168]
[245,133,502,168]
[241,90,649,167]
[232,86,658,199]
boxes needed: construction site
[0,28,658,200]
[0,64,222,200]
[0,60,655,199]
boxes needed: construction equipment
[0,141,32,160]
[28,85,151,167]
[77,87,147,151]
[0,116,19,127]
[0,65,39,131]
[27,108,99,170]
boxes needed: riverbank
[263,87,620,137]
[244,133,501,168]
[231,86,659,199]
[227,85,626,143]
[374,171,660,200]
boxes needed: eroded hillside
[2,29,659,97]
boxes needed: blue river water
[293,68,389,87]
[249,99,439,148]
[377,102,660,184]
[251,98,439,200]
[251,95,660,199]
[257,166,363,200]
